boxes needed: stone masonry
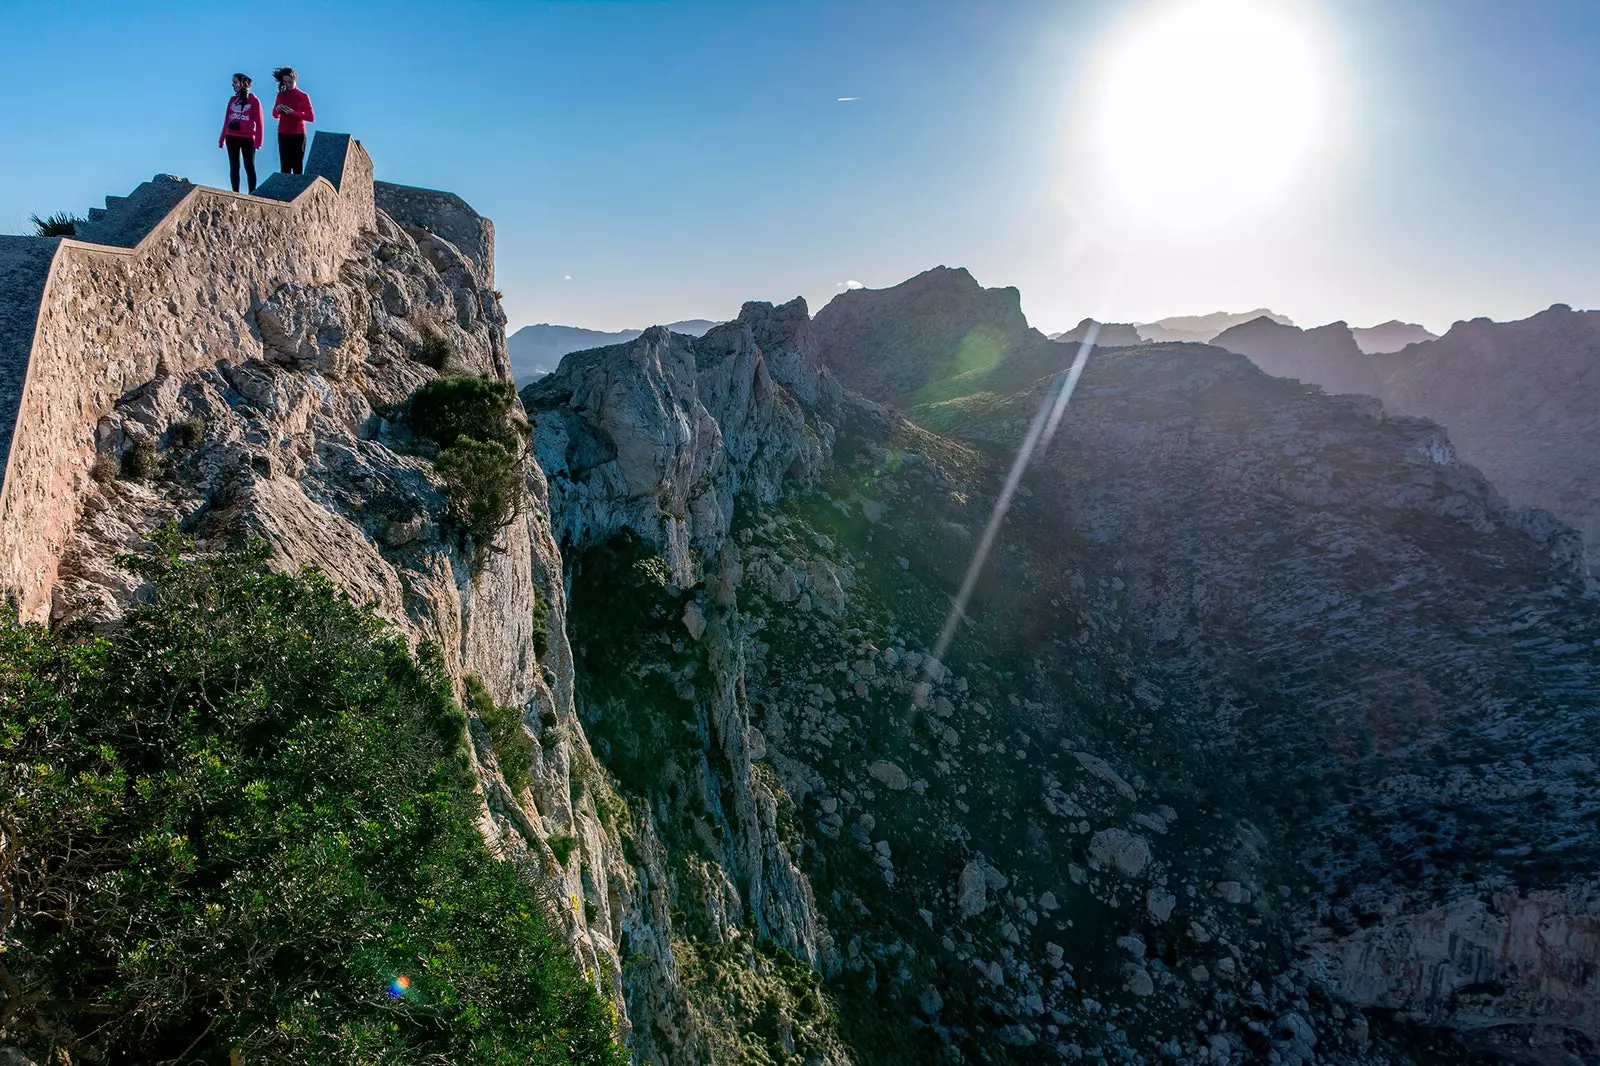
[0,132,472,622]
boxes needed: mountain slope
[1220,302,1600,572]
[532,267,1600,1063]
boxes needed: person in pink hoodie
[218,73,264,193]
[270,67,316,175]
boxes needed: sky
[1,0,1597,335]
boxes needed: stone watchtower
[0,132,490,622]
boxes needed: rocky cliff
[7,153,1600,1065]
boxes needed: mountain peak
[812,266,1042,405]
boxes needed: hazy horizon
[2,0,1597,336]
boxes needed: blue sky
[2,0,1597,334]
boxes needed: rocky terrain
[519,265,1600,1063]
[1052,319,1145,348]
[1213,303,1600,575]
[10,172,1600,1064]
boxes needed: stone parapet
[0,132,375,620]
[375,181,495,284]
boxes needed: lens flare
[387,974,411,999]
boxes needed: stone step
[73,175,194,249]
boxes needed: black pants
[225,136,257,193]
[279,133,306,175]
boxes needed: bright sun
[1087,0,1329,230]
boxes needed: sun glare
[1086,0,1329,231]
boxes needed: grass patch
[464,674,534,788]
[548,833,579,866]
[415,328,453,370]
[120,436,160,480]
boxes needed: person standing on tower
[271,67,316,175]
[218,73,264,193]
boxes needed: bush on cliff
[436,436,525,548]
[0,540,624,1066]
[405,376,528,557]
[406,375,525,452]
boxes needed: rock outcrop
[1051,318,1144,348]
[810,266,1052,405]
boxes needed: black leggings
[279,133,306,175]
[225,136,257,193]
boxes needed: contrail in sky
[837,96,860,102]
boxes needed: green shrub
[415,329,453,370]
[120,436,160,480]
[465,674,534,788]
[548,833,579,866]
[89,454,119,484]
[437,437,524,550]
[531,586,551,659]
[406,375,524,451]
[404,376,527,562]
[31,211,83,237]
[0,541,623,1066]
[169,416,206,449]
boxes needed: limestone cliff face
[0,155,690,1060]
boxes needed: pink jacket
[272,88,316,135]
[219,93,265,149]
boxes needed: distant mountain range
[509,319,720,384]
[1208,304,1599,568]
[1133,308,1294,343]
[1047,310,1436,353]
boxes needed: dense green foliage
[30,211,83,237]
[406,376,528,556]
[406,376,525,452]
[436,437,526,548]
[0,542,623,1065]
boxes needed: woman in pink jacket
[218,73,264,194]
[271,67,316,175]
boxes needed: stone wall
[0,132,376,621]
[374,181,496,284]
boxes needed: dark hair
[273,67,296,84]
[233,72,252,105]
